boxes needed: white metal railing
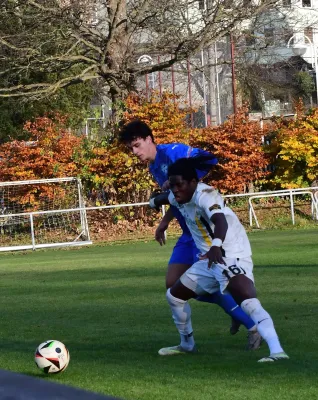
[219,187,318,228]
[0,177,77,187]
[247,189,318,228]
[0,202,151,252]
[0,187,317,251]
[0,177,90,252]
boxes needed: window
[302,0,312,7]
[244,31,256,46]
[198,0,205,9]
[304,27,313,42]
[282,0,291,6]
[88,4,99,26]
[264,28,275,46]
[275,28,293,45]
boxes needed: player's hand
[155,221,169,246]
[199,247,226,268]
[162,180,170,191]
[149,189,162,211]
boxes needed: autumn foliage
[82,92,191,205]
[123,92,190,143]
[121,94,270,194]
[0,114,86,209]
[267,102,318,188]
[0,114,83,182]
[0,94,316,213]
[190,106,269,194]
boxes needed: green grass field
[0,229,317,400]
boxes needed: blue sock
[196,291,255,330]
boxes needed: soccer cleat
[230,317,241,335]
[246,329,263,351]
[158,345,198,356]
[258,352,289,362]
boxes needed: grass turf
[0,229,317,399]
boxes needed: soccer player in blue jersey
[119,120,262,350]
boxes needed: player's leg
[219,258,288,362]
[159,258,222,356]
[166,270,260,349]
[166,262,191,289]
[165,236,195,288]
[158,281,197,356]
[169,239,258,343]
[196,291,256,334]
[196,292,262,351]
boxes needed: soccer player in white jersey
[120,120,261,350]
[153,156,289,362]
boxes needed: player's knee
[166,288,183,306]
[241,298,261,315]
[227,275,256,304]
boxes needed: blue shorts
[168,234,199,266]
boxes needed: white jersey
[168,183,252,258]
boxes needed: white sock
[241,298,284,354]
[166,289,195,350]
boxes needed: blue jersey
[149,143,217,236]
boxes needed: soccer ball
[35,340,70,374]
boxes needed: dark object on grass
[0,369,122,400]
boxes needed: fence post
[161,205,167,241]
[290,190,295,225]
[30,214,36,251]
[248,198,260,228]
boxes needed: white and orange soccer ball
[35,340,70,374]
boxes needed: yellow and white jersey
[168,183,252,258]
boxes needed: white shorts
[180,256,254,295]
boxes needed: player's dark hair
[168,156,216,182]
[119,120,154,144]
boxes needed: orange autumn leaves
[190,108,269,193]
[0,114,82,182]
[0,94,316,207]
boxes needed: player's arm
[190,147,218,180]
[198,191,227,267]
[154,207,174,246]
[199,213,228,267]
[149,191,175,246]
[205,213,228,266]
[149,191,170,209]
